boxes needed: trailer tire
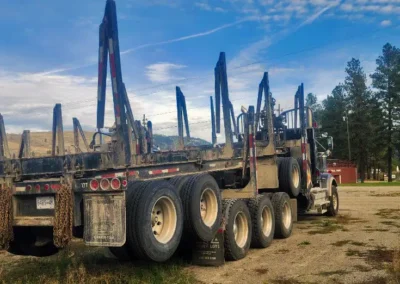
[296,158,312,190]
[326,186,339,216]
[272,192,293,239]
[223,199,252,261]
[248,194,275,248]
[127,181,183,262]
[278,157,301,197]
[169,176,190,194]
[181,174,221,241]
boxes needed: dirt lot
[0,186,399,284]
[191,186,400,284]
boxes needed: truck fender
[319,173,338,197]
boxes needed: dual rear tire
[110,174,222,262]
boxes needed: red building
[327,160,358,184]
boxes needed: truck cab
[276,85,339,215]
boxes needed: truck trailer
[0,0,339,263]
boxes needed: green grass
[343,182,400,187]
[298,241,311,246]
[0,243,196,284]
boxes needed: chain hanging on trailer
[0,186,13,249]
[53,180,74,248]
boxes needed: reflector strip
[148,168,180,175]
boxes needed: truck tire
[223,199,252,261]
[181,174,221,241]
[296,158,312,190]
[127,180,183,262]
[248,194,275,248]
[278,157,301,197]
[169,176,190,194]
[326,186,339,216]
[108,181,145,261]
[272,192,293,239]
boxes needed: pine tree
[370,43,400,182]
[305,93,323,125]
[320,84,349,160]
[345,58,371,182]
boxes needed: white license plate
[36,196,55,210]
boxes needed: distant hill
[153,134,210,150]
[5,132,210,157]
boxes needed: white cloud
[145,63,186,83]
[195,2,227,12]
[195,2,212,11]
[380,19,392,26]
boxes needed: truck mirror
[327,136,333,150]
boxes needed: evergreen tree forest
[304,43,400,182]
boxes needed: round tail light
[121,179,128,188]
[100,178,110,190]
[35,184,41,191]
[111,178,121,190]
[44,184,50,191]
[90,179,99,191]
[26,185,32,191]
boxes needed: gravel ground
[189,186,400,284]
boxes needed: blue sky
[0,0,399,142]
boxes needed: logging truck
[0,0,338,263]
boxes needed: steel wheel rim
[261,205,273,237]
[292,165,300,188]
[282,202,292,229]
[333,193,338,210]
[306,166,312,188]
[151,196,177,244]
[200,188,218,227]
[233,211,248,248]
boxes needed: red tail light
[26,185,32,191]
[111,178,121,190]
[90,179,99,191]
[51,184,61,191]
[35,184,41,191]
[121,179,128,188]
[44,184,50,191]
[100,178,110,190]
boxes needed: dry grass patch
[318,269,349,276]
[370,192,400,197]
[298,241,311,246]
[352,265,372,272]
[254,268,269,275]
[307,219,343,235]
[363,228,390,233]
[375,209,400,220]
[331,240,366,247]
[269,278,315,284]
[346,246,395,271]
[390,249,400,283]
[380,221,400,228]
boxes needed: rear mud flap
[83,192,126,247]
